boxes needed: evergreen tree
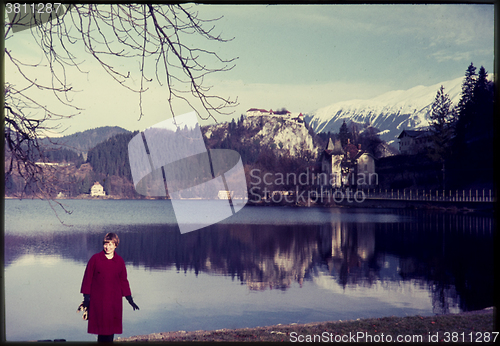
[86,131,136,180]
[79,175,93,195]
[428,85,456,160]
[454,63,477,143]
[358,124,383,157]
[349,122,359,146]
[457,63,477,111]
[449,63,494,189]
[470,66,494,140]
[338,120,350,148]
[427,85,456,188]
[104,175,112,196]
[466,66,494,186]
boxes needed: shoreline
[116,308,496,342]
[5,195,494,215]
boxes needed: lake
[3,199,494,342]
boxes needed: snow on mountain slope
[305,77,464,144]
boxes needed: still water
[4,199,494,341]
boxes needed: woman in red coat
[79,233,139,342]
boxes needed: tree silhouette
[338,120,350,148]
[453,62,477,155]
[449,63,494,189]
[427,85,456,189]
[428,86,456,158]
[4,4,237,201]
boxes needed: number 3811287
[6,3,63,14]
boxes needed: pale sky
[5,3,495,136]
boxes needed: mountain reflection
[4,209,493,314]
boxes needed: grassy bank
[116,308,496,343]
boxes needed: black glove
[77,294,90,320]
[83,294,90,308]
[126,295,139,310]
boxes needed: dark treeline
[5,130,140,198]
[446,63,495,190]
[87,131,138,180]
[422,62,494,190]
[203,114,263,165]
[48,148,84,164]
[372,62,494,191]
[39,126,130,155]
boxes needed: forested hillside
[40,126,130,155]
[5,115,325,198]
[5,112,395,199]
[87,131,137,179]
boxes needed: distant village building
[246,108,304,124]
[291,113,304,123]
[246,108,273,117]
[398,129,433,155]
[356,152,376,187]
[90,181,106,197]
[271,191,292,198]
[320,138,345,188]
[218,190,231,199]
[35,162,70,167]
[319,138,376,189]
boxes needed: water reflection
[5,208,494,317]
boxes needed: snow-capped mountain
[305,77,464,144]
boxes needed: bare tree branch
[4,4,237,203]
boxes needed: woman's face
[103,241,117,255]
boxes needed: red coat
[80,251,132,335]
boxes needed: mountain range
[40,76,465,156]
[304,76,464,145]
[41,126,130,157]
